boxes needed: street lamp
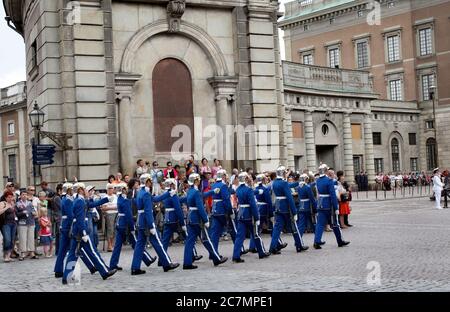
[429,85,438,168]
[29,101,45,130]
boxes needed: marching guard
[62,183,115,284]
[131,174,179,275]
[232,172,270,263]
[296,174,317,243]
[313,164,350,249]
[269,166,308,254]
[183,173,228,270]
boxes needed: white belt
[61,216,68,220]
[213,199,223,202]
[165,208,175,212]
[137,210,144,214]
[319,194,330,198]
[118,213,125,217]
[73,218,88,222]
[240,204,250,208]
[189,207,198,211]
[300,199,310,202]
[257,202,267,205]
[276,196,287,200]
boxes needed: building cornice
[2,0,24,35]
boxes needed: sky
[0,1,289,89]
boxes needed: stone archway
[120,19,229,77]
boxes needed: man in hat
[313,164,350,249]
[131,174,179,275]
[296,173,317,242]
[232,172,270,263]
[183,173,227,270]
[432,168,444,210]
[62,183,116,284]
[85,185,101,247]
[269,166,306,254]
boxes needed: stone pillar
[284,106,295,169]
[304,110,317,172]
[343,112,355,183]
[208,76,238,173]
[115,73,142,176]
[17,108,28,187]
[364,113,376,186]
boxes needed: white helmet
[299,173,309,184]
[163,178,176,189]
[62,181,73,193]
[276,166,287,178]
[256,174,265,184]
[318,164,329,175]
[140,173,152,185]
[188,173,201,185]
[216,169,227,181]
[76,182,86,190]
[238,172,249,184]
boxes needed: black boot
[131,269,146,275]
[55,272,63,278]
[269,249,281,255]
[232,258,245,263]
[102,269,118,280]
[278,242,288,250]
[183,264,198,270]
[214,256,228,266]
[248,248,257,254]
[241,249,249,255]
[89,268,97,275]
[163,263,180,272]
[193,255,203,262]
[297,246,309,252]
[259,252,270,259]
[338,241,350,247]
[313,243,322,249]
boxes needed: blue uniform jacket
[116,195,135,230]
[60,195,74,231]
[315,175,339,211]
[136,187,170,230]
[186,186,209,225]
[296,184,317,212]
[236,184,259,222]
[272,178,297,215]
[71,196,108,237]
[162,193,185,226]
[254,184,273,217]
[211,181,233,216]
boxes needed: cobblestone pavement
[1,197,450,292]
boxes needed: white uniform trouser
[434,188,442,208]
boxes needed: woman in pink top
[38,207,53,258]
[211,159,222,179]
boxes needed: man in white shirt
[432,168,444,210]
[101,184,118,251]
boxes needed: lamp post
[429,85,438,168]
[28,101,73,187]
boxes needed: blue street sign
[32,144,56,166]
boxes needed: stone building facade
[4,0,287,187]
[280,0,450,174]
[0,81,29,189]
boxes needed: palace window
[391,138,400,172]
[389,79,403,101]
[419,27,433,56]
[302,53,313,65]
[426,138,437,171]
[421,74,435,101]
[410,158,418,172]
[408,133,417,145]
[329,48,340,68]
[387,35,400,62]
[375,158,384,174]
[426,120,434,130]
[373,132,382,145]
[7,122,15,136]
[356,41,370,69]
[8,155,17,183]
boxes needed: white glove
[182,225,187,233]
[255,220,260,227]
[81,235,89,243]
[270,217,275,224]
[230,213,235,220]
[293,214,298,222]
[335,209,340,216]
[258,189,264,195]
[214,188,221,194]
[130,231,135,236]
[150,228,157,235]
[204,222,210,228]
[169,190,177,197]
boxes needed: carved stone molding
[115,73,142,101]
[167,0,186,33]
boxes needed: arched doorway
[426,138,437,170]
[152,58,194,153]
[391,138,400,172]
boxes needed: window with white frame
[329,48,340,68]
[419,27,433,56]
[389,79,403,101]
[302,53,313,65]
[421,74,435,101]
[387,35,400,62]
[356,41,369,68]
[7,122,15,136]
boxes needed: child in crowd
[38,207,53,258]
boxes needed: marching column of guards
[54,164,350,284]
